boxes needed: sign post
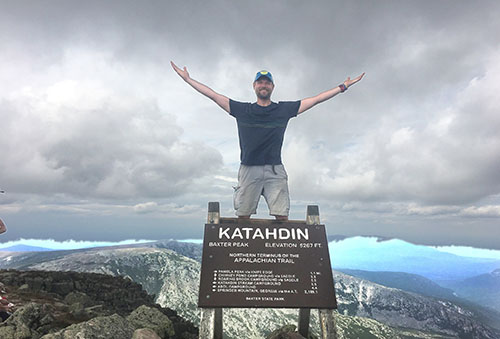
[199,202,223,339]
[198,203,338,338]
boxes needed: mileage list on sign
[198,222,337,309]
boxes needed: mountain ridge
[1,243,499,338]
[439,269,500,313]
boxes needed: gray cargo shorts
[233,164,290,217]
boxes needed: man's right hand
[171,61,191,82]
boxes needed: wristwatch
[339,83,348,93]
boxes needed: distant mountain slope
[0,239,202,270]
[440,269,500,312]
[338,269,458,301]
[334,271,499,338]
[109,239,203,261]
[337,268,500,331]
[0,244,54,252]
[0,245,498,338]
[328,237,500,281]
[0,248,78,269]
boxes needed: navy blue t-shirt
[229,99,300,165]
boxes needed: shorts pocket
[276,165,288,179]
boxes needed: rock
[26,276,45,291]
[0,302,52,339]
[64,291,93,307]
[41,313,135,339]
[18,283,29,291]
[0,326,17,339]
[50,281,73,296]
[83,304,106,318]
[133,328,162,339]
[0,270,198,338]
[127,305,175,338]
[178,333,198,339]
[69,303,107,320]
[68,302,86,318]
[266,324,308,339]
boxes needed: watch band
[339,83,348,93]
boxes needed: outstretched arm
[298,72,365,114]
[171,61,230,113]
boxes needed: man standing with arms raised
[171,62,364,220]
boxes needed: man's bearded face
[253,79,274,100]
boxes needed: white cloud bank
[285,51,500,207]
[1,48,223,201]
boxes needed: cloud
[285,49,500,207]
[0,48,223,201]
[404,204,461,217]
[2,1,500,246]
[461,205,500,218]
[133,202,200,215]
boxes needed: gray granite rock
[266,324,307,339]
[41,313,135,339]
[127,305,175,338]
[133,328,162,339]
[0,302,53,339]
[64,291,93,307]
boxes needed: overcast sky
[1,0,500,249]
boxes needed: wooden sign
[198,221,337,309]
